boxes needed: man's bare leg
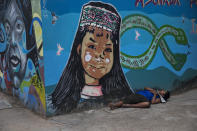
[108,101,123,110]
[122,102,150,108]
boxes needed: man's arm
[144,87,157,94]
[144,87,161,104]
[151,92,161,104]
[144,87,154,91]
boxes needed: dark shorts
[122,94,149,104]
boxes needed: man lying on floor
[109,87,170,110]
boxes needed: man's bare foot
[108,103,116,110]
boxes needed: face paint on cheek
[105,58,110,63]
[85,52,92,62]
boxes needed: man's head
[163,91,170,101]
[159,90,170,101]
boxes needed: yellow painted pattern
[31,74,46,111]
[33,13,43,56]
[30,0,46,112]
[0,71,3,77]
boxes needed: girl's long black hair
[52,1,133,113]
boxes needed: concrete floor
[0,88,197,131]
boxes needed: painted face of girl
[3,0,27,89]
[80,27,114,79]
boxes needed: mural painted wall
[0,0,46,115]
[1,0,196,116]
[44,1,134,114]
[42,0,197,115]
